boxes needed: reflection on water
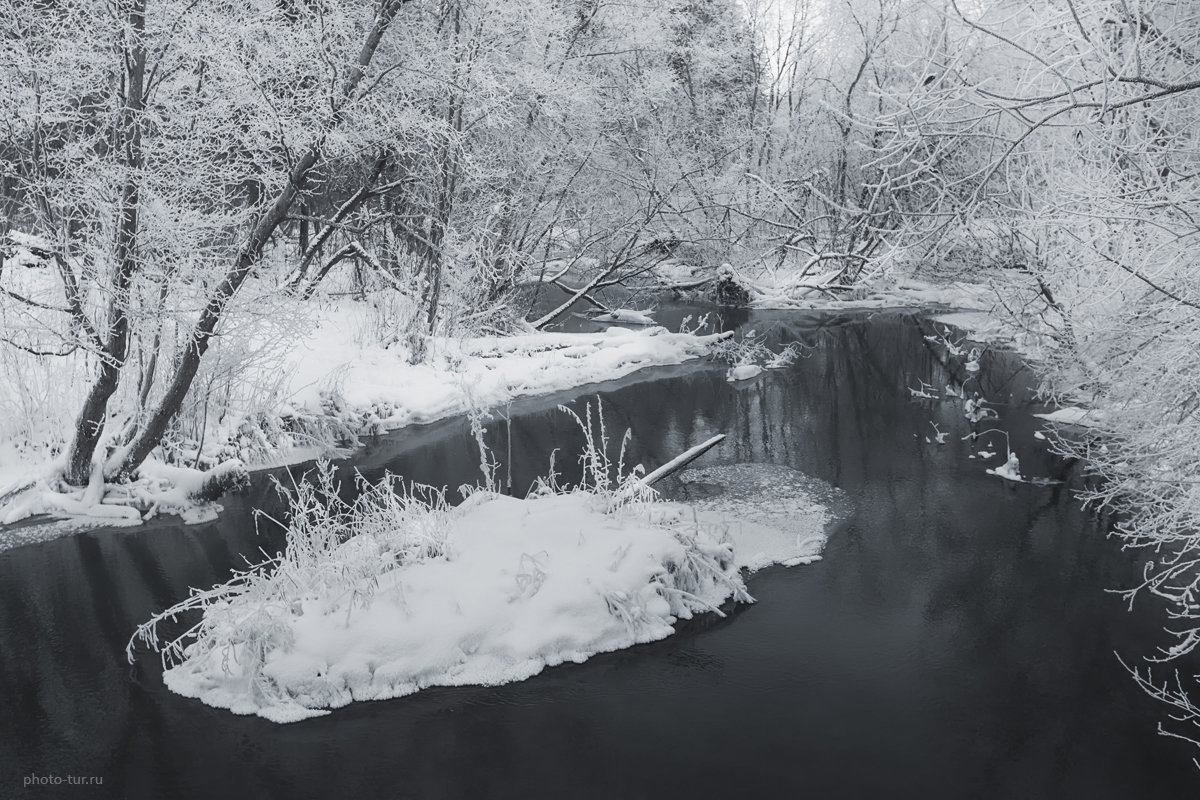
[0,309,1196,798]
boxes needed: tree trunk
[63,0,146,486]
[115,0,410,478]
[298,199,309,258]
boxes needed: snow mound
[585,308,656,325]
[986,452,1024,483]
[135,456,846,723]
[146,489,754,723]
[726,364,764,382]
[1034,407,1102,428]
[672,463,848,571]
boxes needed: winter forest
[2,0,1200,795]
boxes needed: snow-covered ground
[283,307,728,435]
[134,459,843,723]
[707,260,999,316]
[0,306,730,531]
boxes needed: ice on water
[668,463,848,571]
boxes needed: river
[0,309,1194,798]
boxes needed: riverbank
[0,312,731,531]
[0,272,1068,537]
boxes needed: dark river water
[1,310,1196,799]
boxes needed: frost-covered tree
[871,0,1200,747]
[299,0,769,330]
[0,0,417,484]
[0,0,771,482]
[722,0,939,286]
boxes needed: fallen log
[640,434,725,487]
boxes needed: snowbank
[0,317,727,533]
[134,455,843,723]
[1,458,248,528]
[285,313,729,436]
[151,491,753,723]
[691,258,1002,317]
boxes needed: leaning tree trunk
[115,0,411,479]
[63,0,146,486]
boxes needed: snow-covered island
[130,447,844,722]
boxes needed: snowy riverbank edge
[0,326,731,531]
[750,274,1101,430]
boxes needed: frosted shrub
[347,284,423,353]
[556,399,655,511]
[710,328,804,370]
[127,462,451,674]
[0,346,90,477]
[653,518,753,619]
[465,406,502,495]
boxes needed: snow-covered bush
[710,328,804,374]
[128,461,454,679]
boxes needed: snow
[986,452,1024,483]
[764,346,799,370]
[0,305,728,534]
[711,263,848,308]
[6,230,53,251]
[964,348,981,373]
[0,442,44,503]
[1034,407,1102,427]
[909,382,938,400]
[925,329,967,357]
[726,363,763,382]
[710,262,1005,318]
[0,457,246,530]
[155,491,751,722]
[964,396,996,424]
[673,463,846,571]
[586,308,657,325]
[3,230,54,267]
[653,259,711,288]
[927,423,948,444]
[676,265,1051,388]
[142,457,844,723]
[1,480,143,526]
[640,434,725,486]
[135,458,248,522]
[285,306,729,433]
